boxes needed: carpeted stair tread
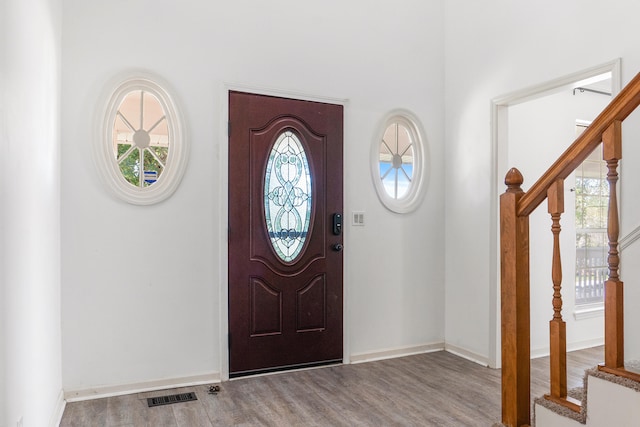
[532,365,640,426]
[533,386,586,425]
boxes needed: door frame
[218,83,349,380]
[488,59,621,369]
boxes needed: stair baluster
[602,121,626,371]
[543,179,581,411]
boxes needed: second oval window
[372,110,428,213]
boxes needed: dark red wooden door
[228,91,343,376]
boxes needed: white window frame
[95,73,188,205]
[370,109,428,213]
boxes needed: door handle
[332,243,344,252]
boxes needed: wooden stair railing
[500,72,640,427]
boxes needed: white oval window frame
[370,109,429,213]
[95,72,188,205]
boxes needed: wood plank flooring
[60,346,603,426]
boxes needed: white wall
[508,88,609,356]
[0,2,8,427]
[0,1,6,421]
[1,0,63,426]
[61,0,445,392]
[444,0,640,365]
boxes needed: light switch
[352,212,365,226]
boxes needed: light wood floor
[60,346,603,427]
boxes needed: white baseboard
[64,372,220,402]
[531,346,550,359]
[350,342,445,364]
[50,389,66,427]
[444,343,490,367]
[531,337,604,359]
[568,337,604,353]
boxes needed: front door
[228,91,344,376]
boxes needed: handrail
[517,72,640,217]
[500,71,640,427]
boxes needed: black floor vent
[147,392,197,407]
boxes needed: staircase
[499,72,640,427]
[535,367,640,426]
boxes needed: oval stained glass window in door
[264,131,312,262]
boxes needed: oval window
[380,121,414,199]
[371,110,428,213]
[264,130,312,263]
[114,90,168,187]
[96,74,188,205]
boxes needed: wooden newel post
[603,120,624,369]
[500,168,530,427]
[546,179,567,401]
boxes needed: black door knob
[332,243,344,252]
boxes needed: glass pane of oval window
[379,122,414,199]
[113,90,169,187]
[264,131,312,263]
